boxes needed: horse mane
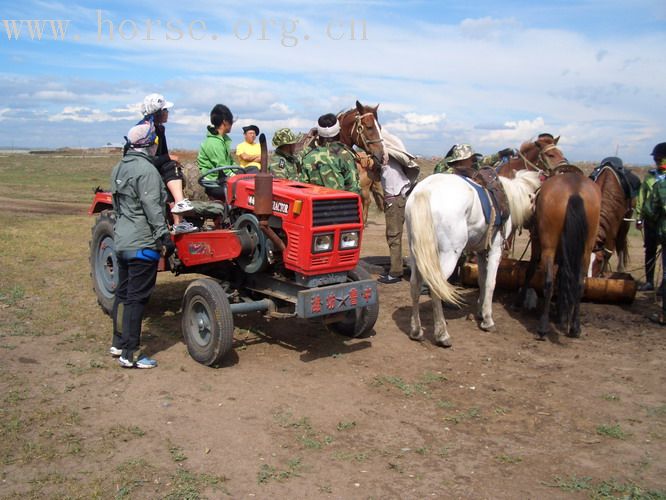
[519,141,534,154]
[498,170,541,229]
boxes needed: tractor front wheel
[327,265,379,338]
[89,211,117,315]
[182,278,234,366]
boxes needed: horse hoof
[534,333,547,341]
[409,331,424,342]
[481,323,496,333]
[436,338,452,348]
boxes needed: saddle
[589,164,636,200]
[456,167,511,228]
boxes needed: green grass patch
[169,442,188,463]
[336,421,356,431]
[495,454,522,464]
[596,424,628,440]
[373,371,447,397]
[444,407,481,424]
[257,457,303,484]
[544,475,666,499]
[164,468,229,499]
[601,393,620,402]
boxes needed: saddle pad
[459,175,500,226]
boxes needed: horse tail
[556,194,588,325]
[407,189,462,306]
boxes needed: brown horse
[520,172,601,338]
[497,135,569,179]
[338,101,385,225]
[590,166,635,276]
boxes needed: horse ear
[554,135,560,145]
[356,100,364,113]
[373,104,379,117]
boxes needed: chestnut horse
[338,101,385,225]
[520,172,601,338]
[590,166,635,276]
[497,135,569,179]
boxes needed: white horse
[405,170,541,347]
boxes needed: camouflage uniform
[269,128,302,180]
[300,141,360,194]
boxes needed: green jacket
[269,149,301,180]
[111,151,168,252]
[300,142,360,194]
[197,127,234,180]
[643,173,666,240]
[635,169,659,221]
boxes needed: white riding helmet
[141,93,173,116]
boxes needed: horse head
[517,135,569,174]
[337,100,385,167]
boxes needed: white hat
[141,93,173,116]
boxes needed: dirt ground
[1,193,665,499]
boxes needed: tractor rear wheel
[327,265,379,338]
[182,278,234,366]
[89,211,117,315]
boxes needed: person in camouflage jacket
[300,114,360,194]
[269,128,302,180]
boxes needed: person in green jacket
[197,104,236,183]
[300,113,360,194]
[110,122,176,369]
[641,142,666,322]
[635,142,666,292]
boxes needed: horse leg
[537,256,555,338]
[477,240,502,332]
[431,294,452,347]
[516,234,540,311]
[409,261,425,341]
[361,187,371,227]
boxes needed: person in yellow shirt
[236,125,261,171]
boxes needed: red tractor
[89,137,379,366]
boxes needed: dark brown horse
[497,135,568,179]
[520,172,601,338]
[338,101,385,225]
[590,166,635,276]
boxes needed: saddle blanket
[459,176,502,227]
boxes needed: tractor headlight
[312,233,334,253]
[339,230,359,250]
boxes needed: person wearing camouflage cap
[300,114,360,194]
[269,128,302,180]
[433,144,480,176]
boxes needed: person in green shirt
[197,104,236,182]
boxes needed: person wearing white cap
[133,93,196,234]
[110,120,177,369]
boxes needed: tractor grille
[312,199,359,226]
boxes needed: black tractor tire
[327,265,379,338]
[89,211,117,315]
[182,278,234,366]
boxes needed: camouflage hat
[272,128,299,148]
[447,144,476,163]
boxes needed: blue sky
[0,0,664,163]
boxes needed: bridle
[350,111,383,152]
[517,143,568,177]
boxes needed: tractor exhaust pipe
[254,133,286,251]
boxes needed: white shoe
[173,221,198,234]
[109,346,122,357]
[171,199,194,214]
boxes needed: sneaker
[649,312,666,326]
[118,356,134,368]
[173,221,198,234]
[378,274,402,284]
[171,199,194,214]
[638,282,654,292]
[109,346,122,357]
[135,356,157,369]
